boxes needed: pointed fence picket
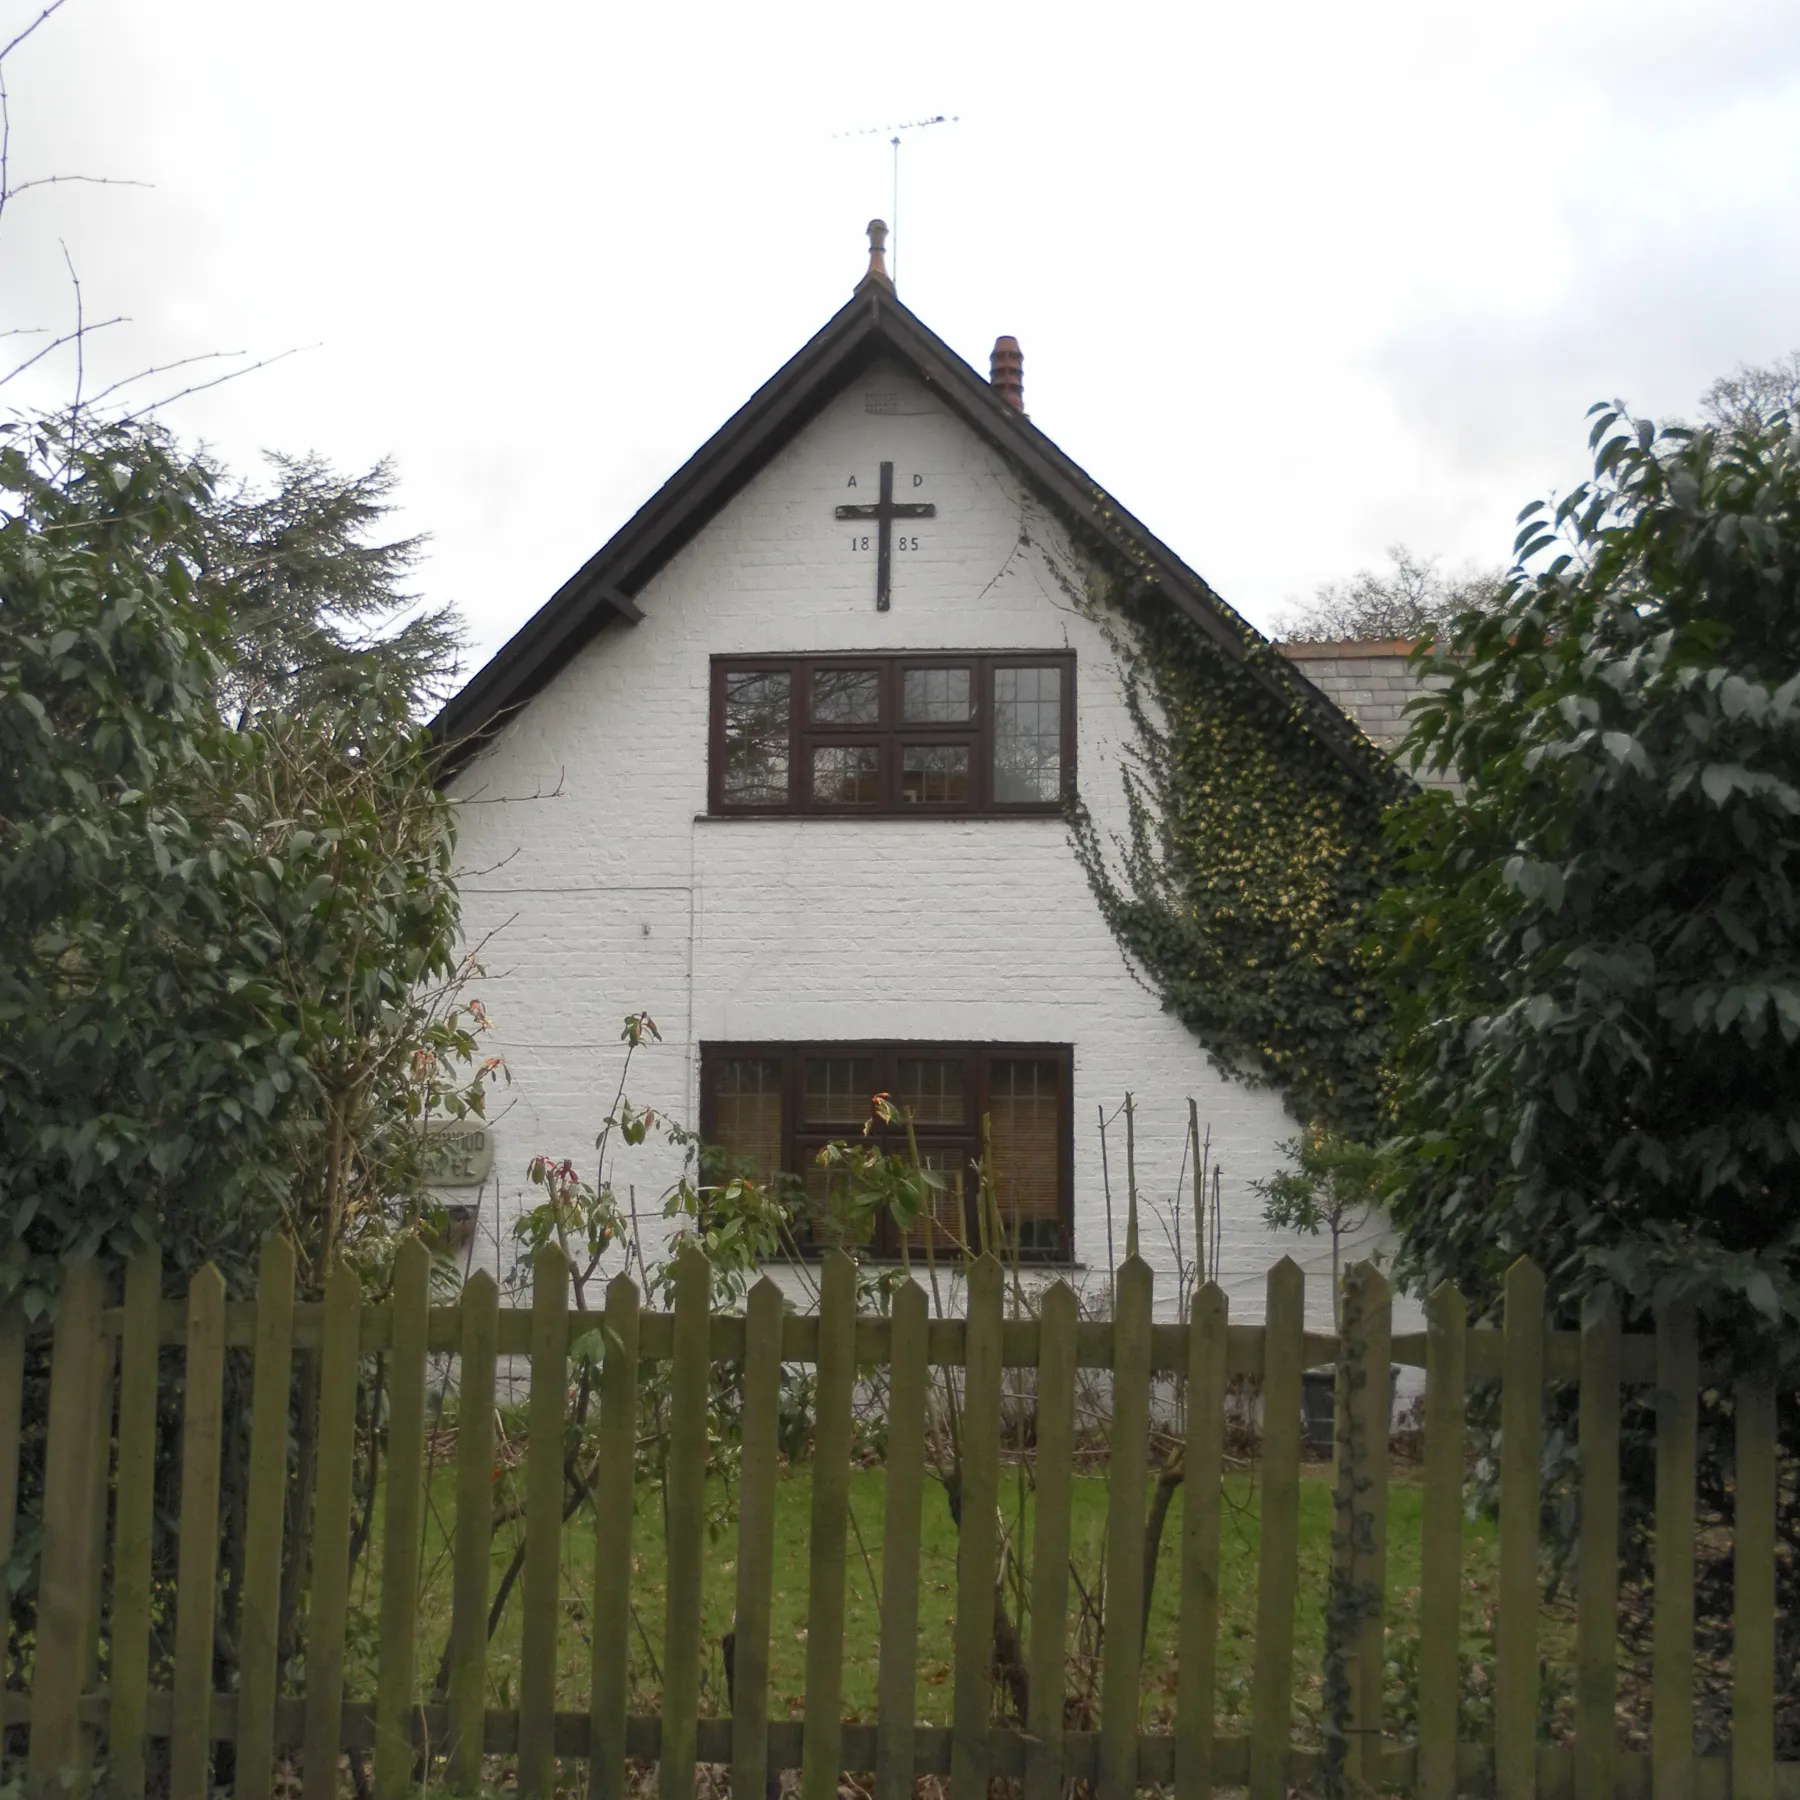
[1576,1289,1623,1800]
[447,1267,498,1791]
[1497,1255,1547,1800]
[0,1242,1791,1800]
[802,1250,857,1800]
[27,1260,105,1800]
[373,1238,431,1800]
[1330,1260,1391,1788]
[300,1262,362,1800]
[588,1268,641,1800]
[107,1246,161,1800]
[661,1244,713,1800]
[519,1244,572,1800]
[1100,1255,1154,1800]
[1249,1256,1306,1800]
[872,1277,929,1800]
[732,1276,785,1800]
[169,1263,226,1800]
[237,1236,296,1800]
[1024,1278,1079,1800]
[1733,1364,1778,1800]
[1653,1298,1700,1800]
[1175,1280,1228,1800]
[1418,1277,1466,1800]
[949,1252,1005,1800]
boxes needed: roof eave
[431,288,894,765]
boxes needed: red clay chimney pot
[990,335,1024,411]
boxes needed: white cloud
[3,0,1796,647]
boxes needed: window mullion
[1060,657,1075,802]
[707,666,719,815]
[977,656,992,809]
[792,657,807,811]
[1059,1047,1074,1259]
[883,663,899,810]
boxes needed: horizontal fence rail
[92,1298,1686,1385]
[0,1242,1788,1800]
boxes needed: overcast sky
[5,0,1798,666]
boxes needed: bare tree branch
[84,346,251,405]
[115,342,317,423]
[449,769,569,806]
[7,172,151,197]
[2,61,14,233]
[0,0,151,423]
[59,237,81,417]
[0,312,123,387]
[0,0,71,65]
[0,0,74,236]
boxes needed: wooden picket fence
[0,1237,1789,1800]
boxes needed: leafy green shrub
[1386,394,1800,1346]
[0,414,488,1306]
[1383,390,1800,1745]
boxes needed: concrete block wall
[1277,641,1458,791]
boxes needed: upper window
[709,653,1075,816]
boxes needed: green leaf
[1746,1271,1781,1322]
[1701,763,1746,805]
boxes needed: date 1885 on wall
[836,462,933,609]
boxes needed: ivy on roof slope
[1072,573,1404,1139]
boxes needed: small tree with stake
[1253,1124,1382,1330]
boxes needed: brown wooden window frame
[698,1040,1075,1263]
[707,652,1077,817]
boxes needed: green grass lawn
[340,1461,1510,1743]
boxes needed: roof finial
[860,218,893,291]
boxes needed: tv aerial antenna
[836,113,960,284]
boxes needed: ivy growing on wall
[1065,564,1403,1139]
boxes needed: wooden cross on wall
[835,462,935,610]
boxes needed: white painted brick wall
[447,362,1416,1337]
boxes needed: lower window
[699,1042,1073,1261]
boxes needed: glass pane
[901,744,970,806]
[722,670,791,804]
[896,1058,966,1124]
[811,667,881,725]
[902,1155,970,1253]
[803,1056,875,1124]
[710,1058,783,1183]
[902,666,972,723]
[988,1059,1061,1248]
[812,744,880,805]
[993,665,1063,803]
